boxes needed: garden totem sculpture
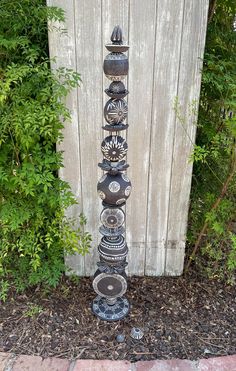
[92,26,131,321]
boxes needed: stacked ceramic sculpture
[92,26,131,321]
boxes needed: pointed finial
[111,25,123,45]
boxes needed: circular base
[92,296,129,321]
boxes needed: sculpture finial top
[111,25,123,45]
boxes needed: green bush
[0,1,91,299]
[187,0,236,283]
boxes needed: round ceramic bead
[101,135,128,162]
[103,53,128,81]
[104,99,128,124]
[98,235,128,262]
[116,334,125,343]
[109,81,126,94]
[97,173,131,206]
[105,81,128,99]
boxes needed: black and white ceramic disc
[101,135,128,162]
[92,296,130,321]
[92,272,127,298]
[104,99,128,124]
[100,208,125,229]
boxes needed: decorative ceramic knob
[104,99,128,124]
[105,25,129,54]
[111,25,123,44]
[101,135,128,162]
[97,172,131,206]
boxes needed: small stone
[116,334,125,343]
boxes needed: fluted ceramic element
[101,135,128,162]
[111,25,123,44]
[98,159,129,175]
[97,172,131,206]
[104,99,128,124]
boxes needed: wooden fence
[47,0,209,276]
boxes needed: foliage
[187,0,236,283]
[0,0,91,300]
[24,304,43,318]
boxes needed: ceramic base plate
[92,296,129,321]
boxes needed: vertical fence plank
[73,0,103,276]
[165,0,209,275]
[47,0,85,275]
[145,0,185,275]
[126,0,157,275]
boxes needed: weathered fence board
[126,0,156,276]
[47,0,209,276]
[165,0,209,275]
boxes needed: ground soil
[0,272,235,362]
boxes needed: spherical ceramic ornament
[100,207,125,229]
[101,135,128,162]
[98,235,128,261]
[105,81,128,99]
[116,334,125,343]
[103,53,128,81]
[109,81,126,94]
[104,99,128,124]
[97,172,131,205]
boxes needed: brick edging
[0,352,235,371]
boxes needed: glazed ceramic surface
[101,135,128,162]
[97,172,131,206]
[104,99,128,125]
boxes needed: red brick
[198,355,236,371]
[73,359,132,371]
[0,352,12,371]
[136,359,197,371]
[13,354,70,371]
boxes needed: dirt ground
[0,271,235,362]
